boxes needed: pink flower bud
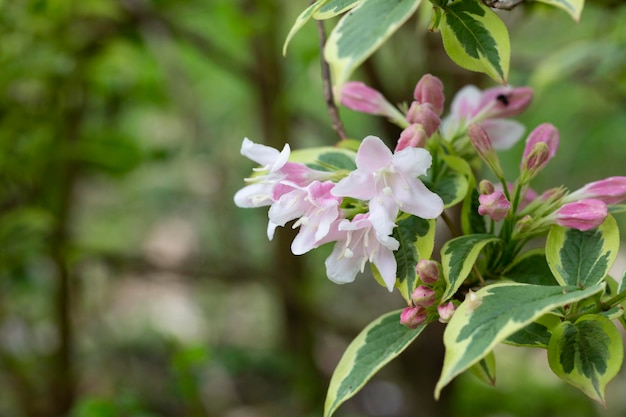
[566,176,626,205]
[479,180,495,195]
[478,191,511,222]
[411,285,436,307]
[340,82,397,117]
[522,123,559,162]
[520,142,550,183]
[400,306,428,329]
[415,259,439,285]
[437,302,456,323]
[468,124,504,178]
[513,214,534,236]
[479,86,533,119]
[395,124,427,152]
[413,74,445,115]
[405,102,441,137]
[555,199,608,231]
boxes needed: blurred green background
[1,1,625,416]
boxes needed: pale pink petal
[372,246,398,292]
[481,119,525,150]
[355,136,393,172]
[331,170,375,200]
[234,182,274,208]
[324,244,362,285]
[450,85,482,119]
[392,179,444,219]
[391,147,432,178]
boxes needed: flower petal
[481,119,525,150]
[355,136,392,172]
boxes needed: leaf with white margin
[324,0,422,91]
[532,0,585,22]
[548,314,623,406]
[440,234,500,302]
[435,282,605,399]
[324,310,427,417]
[546,215,619,288]
[441,0,510,84]
[283,0,329,55]
[314,0,365,19]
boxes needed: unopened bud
[437,302,456,323]
[554,199,608,231]
[566,176,626,205]
[340,82,398,118]
[513,214,533,236]
[479,86,533,119]
[522,123,559,162]
[479,180,495,195]
[406,102,441,137]
[520,142,550,183]
[468,124,504,179]
[411,285,436,307]
[395,124,427,151]
[413,74,445,115]
[478,191,511,221]
[416,259,440,285]
[400,306,427,329]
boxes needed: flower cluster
[234,135,444,291]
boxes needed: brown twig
[316,18,347,140]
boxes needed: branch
[482,0,525,10]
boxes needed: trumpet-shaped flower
[268,181,342,255]
[234,138,332,208]
[331,136,444,235]
[554,199,608,231]
[565,176,626,205]
[324,214,400,291]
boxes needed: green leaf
[290,147,356,170]
[314,0,365,19]
[324,0,423,90]
[283,0,328,55]
[531,0,585,22]
[392,216,436,302]
[432,170,469,208]
[440,0,510,83]
[503,249,558,286]
[440,234,500,301]
[504,314,561,348]
[546,215,620,287]
[468,351,496,385]
[324,311,427,417]
[548,314,623,406]
[435,282,605,399]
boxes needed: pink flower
[521,123,559,163]
[554,199,608,231]
[441,85,531,150]
[406,101,441,137]
[234,138,331,208]
[400,306,428,329]
[415,259,439,284]
[324,214,400,291]
[413,74,445,115]
[267,181,341,255]
[566,176,626,205]
[331,136,444,236]
[395,124,427,152]
[340,82,405,121]
[478,191,511,222]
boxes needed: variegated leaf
[324,0,422,91]
[532,0,585,22]
[314,0,365,19]
[546,215,620,287]
[435,282,605,399]
[324,311,426,417]
[548,314,623,406]
[283,0,328,55]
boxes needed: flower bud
[479,86,533,119]
[513,214,534,236]
[478,190,511,221]
[566,176,626,205]
[340,82,398,118]
[437,302,456,323]
[416,259,440,285]
[522,123,559,162]
[400,306,427,329]
[468,124,504,178]
[395,124,427,152]
[411,285,436,307]
[405,102,441,137]
[478,180,495,195]
[520,142,551,185]
[413,74,445,115]
[554,199,608,231]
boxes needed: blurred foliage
[0,1,625,417]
